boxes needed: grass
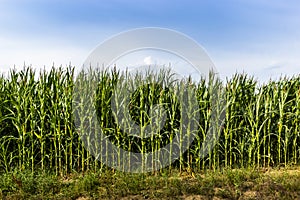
[1,167,300,199]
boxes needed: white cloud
[0,36,90,75]
[210,47,300,84]
[1,31,300,84]
[143,56,152,65]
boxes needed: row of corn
[0,66,299,175]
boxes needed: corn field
[0,66,299,175]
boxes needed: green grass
[1,167,300,199]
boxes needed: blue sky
[1,0,300,82]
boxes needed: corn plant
[0,66,299,175]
